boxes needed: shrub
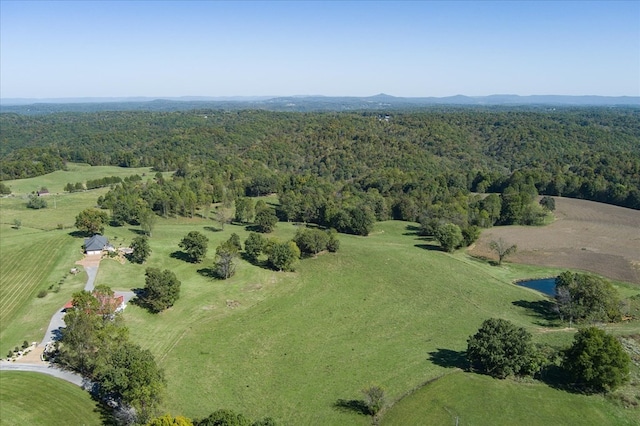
[22,341,29,349]
[37,290,48,298]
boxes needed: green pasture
[0,372,103,426]
[0,163,154,195]
[94,220,638,424]
[381,371,637,426]
[0,168,638,425]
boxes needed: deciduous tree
[562,327,630,392]
[75,208,109,235]
[130,235,151,264]
[489,238,517,266]
[435,223,463,253]
[254,208,278,233]
[467,318,541,378]
[214,241,238,280]
[140,268,181,313]
[179,231,208,263]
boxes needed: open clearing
[469,197,640,284]
[0,371,103,425]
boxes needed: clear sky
[1,0,638,98]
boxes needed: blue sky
[1,1,638,98]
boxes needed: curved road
[0,362,93,390]
[8,260,134,390]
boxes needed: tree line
[1,108,638,210]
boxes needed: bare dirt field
[468,197,640,284]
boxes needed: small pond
[516,277,557,297]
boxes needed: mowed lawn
[381,371,637,426]
[0,372,103,426]
[0,225,88,355]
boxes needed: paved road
[84,265,98,292]
[17,260,136,388]
[0,362,94,390]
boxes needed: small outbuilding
[84,234,110,255]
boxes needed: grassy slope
[1,163,154,195]
[109,221,637,424]
[1,167,638,425]
[0,372,103,426]
[381,371,637,426]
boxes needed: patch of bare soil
[468,197,640,284]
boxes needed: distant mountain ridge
[1,94,638,114]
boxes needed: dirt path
[468,197,640,284]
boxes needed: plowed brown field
[468,197,640,284]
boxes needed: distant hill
[1,94,638,114]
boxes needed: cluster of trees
[467,318,630,392]
[555,272,622,325]
[56,286,165,423]
[147,409,276,426]
[293,228,340,256]
[26,193,47,209]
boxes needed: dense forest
[1,108,639,218]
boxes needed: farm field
[0,371,103,426]
[0,166,639,425]
[470,197,640,284]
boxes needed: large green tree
[434,223,463,253]
[140,268,181,313]
[95,342,165,423]
[467,318,542,379]
[244,232,267,262]
[555,272,621,324]
[179,231,209,263]
[254,208,278,233]
[129,235,151,264]
[266,240,300,272]
[562,327,630,392]
[75,208,109,235]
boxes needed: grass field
[1,167,639,425]
[1,163,155,195]
[381,371,638,426]
[0,371,104,426]
[0,225,88,355]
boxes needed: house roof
[84,234,109,251]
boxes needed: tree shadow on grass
[333,399,371,416]
[428,348,468,369]
[204,226,223,233]
[512,299,559,326]
[414,243,443,252]
[128,228,147,236]
[170,250,193,263]
[403,224,422,236]
[68,230,89,238]
[197,267,218,279]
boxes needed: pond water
[517,277,557,297]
